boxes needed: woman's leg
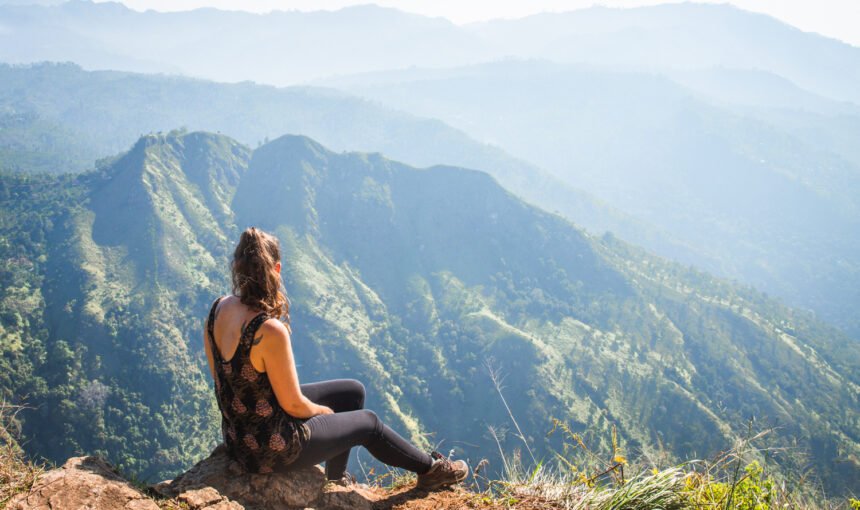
[299,379,365,478]
[300,379,365,413]
[288,409,433,479]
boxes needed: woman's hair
[231,226,290,324]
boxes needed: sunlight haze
[91,0,860,47]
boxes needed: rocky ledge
[9,444,378,510]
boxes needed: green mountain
[0,62,693,287]
[0,131,248,478]
[1,131,858,494]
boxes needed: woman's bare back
[209,294,268,373]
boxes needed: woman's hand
[315,404,335,416]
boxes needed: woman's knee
[342,378,365,408]
[356,409,383,439]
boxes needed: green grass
[466,446,853,509]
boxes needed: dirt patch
[368,485,561,510]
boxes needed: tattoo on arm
[252,333,264,346]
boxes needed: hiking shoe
[416,451,469,490]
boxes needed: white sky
[92,0,860,48]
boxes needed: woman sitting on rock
[203,226,468,489]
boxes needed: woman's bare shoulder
[250,320,290,363]
[219,294,239,307]
[259,317,290,337]
[209,294,234,314]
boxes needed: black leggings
[287,379,433,479]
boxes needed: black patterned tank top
[206,296,310,473]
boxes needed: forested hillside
[1,131,857,494]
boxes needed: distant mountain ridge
[1,130,857,494]
[464,3,860,105]
[1,1,858,105]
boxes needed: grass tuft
[0,402,46,507]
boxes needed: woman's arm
[257,319,333,419]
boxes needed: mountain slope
[0,132,248,479]
[232,134,860,493]
[323,60,860,338]
[2,131,858,493]
[0,62,691,280]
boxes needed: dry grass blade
[0,402,45,507]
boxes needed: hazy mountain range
[2,131,858,493]
[3,59,859,341]
[0,62,697,292]
[3,1,859,340]
[1,1,859,104]
[321,59,860,338]
[2,0,860,498]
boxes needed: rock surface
[8,456,159,510]
[156,444,374,509]
[11,445,376,510]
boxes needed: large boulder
[154,444,374,509]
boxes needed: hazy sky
[92,0,860,47]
